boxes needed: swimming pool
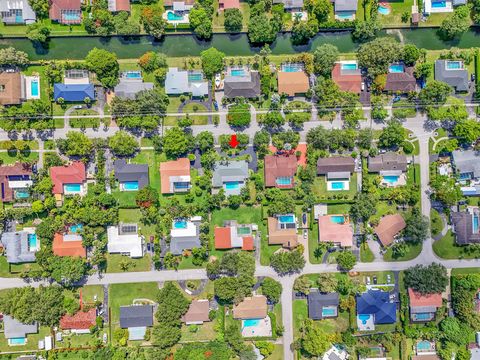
[174,220,188,229]
[389,64,404,73]
[431,0,446,8]
[474,215,479,233]
[123,181,139,191]
[167,11,184,21]
[125,71,142,79]
[417,340,433,351]
[188,73,203,82]
[174,182,190,190]
[281,63,303,72]
[330,215,345,224]
[63,12,81,21]
[237,226,251,235]
[64,183,81,192]
[337,12,354,19]
[224,181,240,190]
[358,314,371,325]
[279,215,295,224]
[231,69,246,77]
[243,319,261,327]
[414,313,433,321]
[8,337,26,345]
[15,190,29,199]
[30,80,39,97]
[446,61,462,70]
[341,63,358,71]
[383,175,399,184]
[276,177,292,186]
[28,233,37,249]
[378,4,391,15]
[331,182,345,190]
[322,307,337,317]
[70,224,83,233]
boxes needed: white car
[387,274,392,283]
[74,105,83,110]
[366,276,371,285]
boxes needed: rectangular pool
[281,63,303,72]
[125,71,142,79]
[64,183,81,192]
[28,233,37,249]
[322,307,337,317]
[389,64,404,73]
[331,182,345,190]
[446,61,462,70]
[8,337,26,345]
[276,177,292,186]
[70,224,83,233]
[224,181,240,190]
[341,63,358,71]
[383,175,399,184]
[417,340,433,350]
[15,190,29,199]
[123,181,139,191]
[432,0,447,8]
[473,215,479,233]
[31,80,39,97]
[243,319,261,327]
[414,312,433,321]
[188,73,203,82]
[330,215,345,224]
[237,226,251,235]
[231,69,246,77]
[279,215,295,223]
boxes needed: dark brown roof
[368,153,408,173]
[264,154,297,188]
[0,163,33,203]
[316,156,355,175]
[385,66,417,93]
[0,72,22,105]
[452,211,480,245]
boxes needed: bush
[402,141,414,154]
[227,103,251,127]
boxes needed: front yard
[106,254,152,273]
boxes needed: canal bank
[1,28,480,60]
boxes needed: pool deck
[24,75,40,100]
[163,11,190,24]
[357,314,375,331]
[381,173,406,187]
[241,317,272,337]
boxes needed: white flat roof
[107,226,143,258]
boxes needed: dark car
[373,276,377,284]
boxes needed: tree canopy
[261,277,282,303]
[162,127,191,159]
[404,263,448,294]
[313,44,339,77]
[85,48,120,88]
[108,131,139,156]
[270,250,306,275]
[357,37,402,78]
[57,131,93,158]
[201,47,226,79]
[224,8,243,32]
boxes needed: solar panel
[120,224,137,234]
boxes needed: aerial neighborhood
[0,0,480,359]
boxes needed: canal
[1,27,480,60]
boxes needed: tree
[404,263,448,294]
[85,48,119,88]
[138,51,167,73]
[163,127,189,158]
[313,44,339,77]
[253,130,271,158]
[49,256,88,286]
[404,208,428,244]
[189,7,213,39]
[301,319,331,356]
[224,8,243,32]
[414,62,433,79]
[156,282,190,326]
[135,186,159,208]
[311,0,332,22]
[255,341,275,357]
[440,5,470,40]
[419,80,452,105]
[430,174,462,206]
[248,13,277,44]
[108,131,139,156]
[453,119,480,144]
[201,47,225,79]
[214,277,246,303]
[141,6,168,38]
[26,24,50,44]
[259,111,284,129]
[261,278,282,303]
[270,250,306,275]
[317,273,338,293]
[294,276,312,294]
[350,193,376,222]
[306,125,329,150]
[402,44,421,66]
[57,131,93,158]
[151,324,181,348]
[114,12,141,35]
[379,120,406,149]
[0,47,29,67]
[440,317,471,346]
[28,0,49,18]
[357,37,402,78]
[196,131,214,152]
[227,103,251,127]
[336,251,356,271]
[291,20,319,45]
[352,20,381,42]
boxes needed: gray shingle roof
[307,291,339,320]
[114,159,149,189]
[212,160,249,187]
[334,0,358,12]
[114,79,154,100]
[0,0,36,24]
[317,156,355,175]
[452,210,480,245]
[368,153,407,173]
[452,150,480,177]
[119,305,153,328]
[435,60,468,92]
[224,72,261,98]
[0,231,36,264]
[3,315,38,339]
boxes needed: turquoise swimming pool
[281,63,303,72]
[70,224,83,233]
[341,63,357,71]
[231,69,246,77]
[188,73,203,82]
[417,340,433,351]
[322,307,337,317]
[9,337,26,345]
[279,215,295,223]
[378,4,391,15]
[276,177,292,186]
[446,61,462,70]
[167,11,184,21]
[125,71,142,79]
[358,314,371,325]
[389,64,404,73]
[383,175,399,184]
[331,181,345,190]
[30,79,39,97]
[28,233,37,249]
[64,183,81,192]
[224,181,240,190]
[330,215,345,224]
[123,181,139,191]
[15,190,29,199]
[474,215,479,233]
[243,319,261,327]
[174,220,187,229]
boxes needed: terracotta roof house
[60,308,97,333]
[264,154,297,188]
[107,0,131,12]
[318,215,353,247]
[307,291,339,320]
[331,62,362,93]
[53,232,86,258]
[182,300,210,325]
[316,156,355,176]
[49,0,82,24]
[267,215,299,248]
[451,208,480,245]
[0,72,24,105]
[160,158,191,194]
[374,214,406,247]
[50,162,87,203]
[233,295,268,319]
[412,356,440,360]
[0,162,33,203]
[408,288,442,322]
[224,71,261,99]
[368,153,408,173]
[384,65,417,93]
[277,71,310,97]
[214,220,254,250]
[219,0,240,9]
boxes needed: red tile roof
[53,233,86,258]
[408,288,443,307]
[114,0,131,11]
[242,236,254,250]
[219,0,240,9]
[49,161,86,195]
[374,214,406,247]
[49,0,82,22]
[331,63,362,93]
[264,154,297,188]
[268,143,307,167]
[159,158,190,194]
[277,71,310,96]
[60,308,96,330]
[214,226,232,249]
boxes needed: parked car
[387,274,391,284]
[393,96,401,103]
[373,276,377,284]
[74,105,83,110]
[366,277,371,285]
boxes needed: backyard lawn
[109,282,159,324]
[118,208,156,239]
[313,173,358,201]
[180,319,217,342]
[377,0,414,26]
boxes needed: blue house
[54,84,95,102]
[356,290,396,331]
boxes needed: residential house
[424,0,453,14]
[331,61,362,93]
[0,230,38,264]
[277,70,310,97]
[0,72,24,106]
[0,162,33,203]
[50,161,87,204]
[318,215,353,247]
[232,295,268,319]
[272,0,304,10]
[412,356,440,360]
[114,159,149,191]
[108,0,131,12]
[384,65,417,93]
[170,216,202,255]
[323,345,349,360]
[0,0,36,24]
[119,305,154,341]
[54,83,94,102]
[182,299,210,325]
[307,291,340,320]
[219,0,240,9]
[164,0,195,11]
[267,215,299,248]
[212,160,249,195]
[317,156,355,191]
[53,232,86,258]
[451,208,480,245]
[165,68,208,98]
[435,60,469,92]
[374,214,406,247]
[49,0,82,24]
[408,288,442,322]
[214,220,255,250]
[264,154,297,189]
[3,315,38,345]
[356,290,396,331]
[160,158,191,194]
[60,308,97,334]
[114,75,153,100]
[368,152,408,186]
[452,150,480,195]
[224,71,261,99]
[334,0,358,20]
[107,223,144,258]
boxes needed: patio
[241,317,272,337]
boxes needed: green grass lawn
[106,254,152,273]
[360,242,375,262]
[133,150,167,192]
[80,285,105,304]
[430,209,443,237]
[308,219,322,264]
[118,208,156,239]
[109,282,159,324]
[433,230,480,259]
[165,101,211,126]
[313,173,358,201]
[0,326,51,352]
[69,117,101,128]
[292,299,308,337]
[377,0,414,26]
[112,189,138,207]
[383,242,422,261]
[180,318,218,342]
[327,203,352,215]
[0,151,39,165]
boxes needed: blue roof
[356,290,396,324]
[54,84,94,102]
